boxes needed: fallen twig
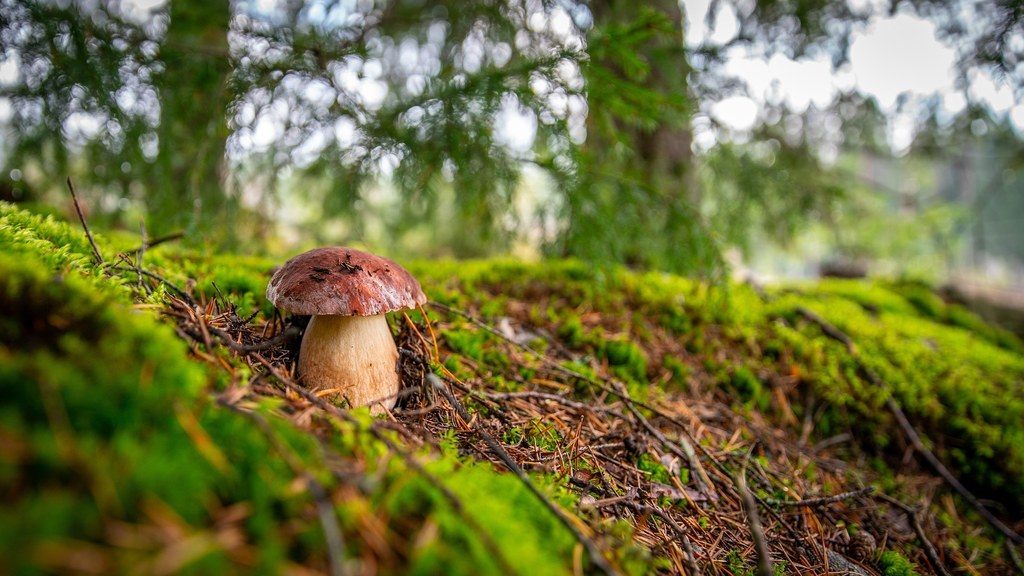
[766,486,875,508]
[876,493,951,576]
[736,452,775,576]
[623,502,702,576]
[1006,539,1024,576]
[204,321,300,354]
[795,307,853,351]
[129,231,185,254]
[884,395,1022,546]
[110,265,196,306]
[66,177,104,266]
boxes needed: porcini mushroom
[266,247,426,414]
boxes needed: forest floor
[2,200,1023,575]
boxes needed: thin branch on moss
[766,486,875,508]
[884,395,1022,546]
[128,231,184,255]
[136,219,147,291]
[110,265,197,306]
[876,493,952,576]
[66,177,104,266]
[795,307,854,352]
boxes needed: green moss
[599,338,648,383]
[728,365,766,409]
[877,550,920,576]
[635,453,672,484]
[556,315,586,348]
[393,457,579,576]
[0,247,367,572]
[767,281,1024,508]
[525,418,563,451]
[724,549,755,576]
[662,355,690,388]
[445,328,487,361]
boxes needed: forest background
[1,0,1023,287]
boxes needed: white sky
[684,0,1024,152]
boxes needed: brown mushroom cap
[266,247,426,316]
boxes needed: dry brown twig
[736,450,776,576]
[876,493,952,576]
[766,486,875,508]
[66,177,104,266]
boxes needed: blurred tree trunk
[152,0,233,240]
[588,0,693,191]
[567,0,715,273]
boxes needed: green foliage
[0,0,872,275]
[702,138,846,256]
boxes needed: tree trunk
[566,0,712,273]
[152,0,232,240]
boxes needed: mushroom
[266,247,426,414]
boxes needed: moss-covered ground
[2,201,1022,575]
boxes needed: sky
[684,0,1023,152]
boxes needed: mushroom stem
[298,314,400,414]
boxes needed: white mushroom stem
[298,314,400,414]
